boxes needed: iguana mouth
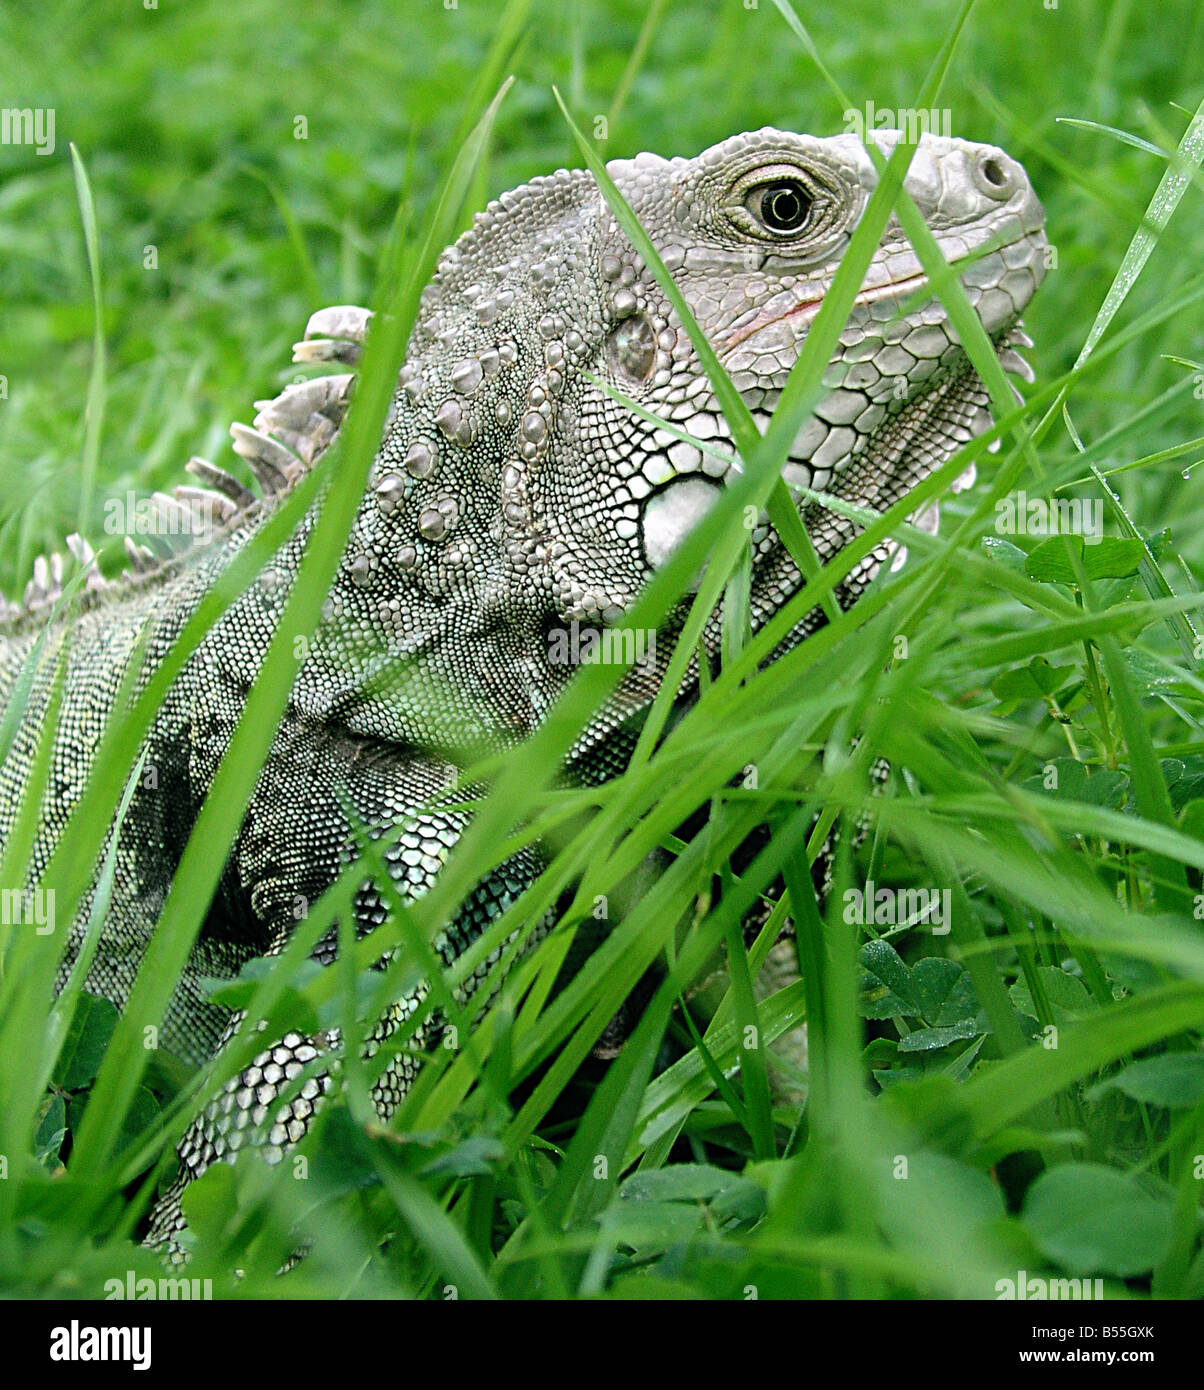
[637,315,1035,586]
[720,223,1045,358]
[722,267,930,354]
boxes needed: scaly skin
[0,128,1046,1252]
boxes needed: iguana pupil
[759,179,811,231]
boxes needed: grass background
[2,0,1201,579]
[2,0,1204,1300]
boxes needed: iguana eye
[752,179,812,233]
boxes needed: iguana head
[331,126,1044,747]
[606,128,1046,590]
[385,127,1045,631]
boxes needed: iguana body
[0,128,1046,1249]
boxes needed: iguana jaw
[636,321,1030,590]
[723,266,932,349]
[542,128,1042,615]
[639,229,1047,584]
[725,236,1037,352]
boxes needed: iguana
[0,127,1046,1253]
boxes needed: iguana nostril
[974,153,1015,198]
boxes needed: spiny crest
[1,305,375,626]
